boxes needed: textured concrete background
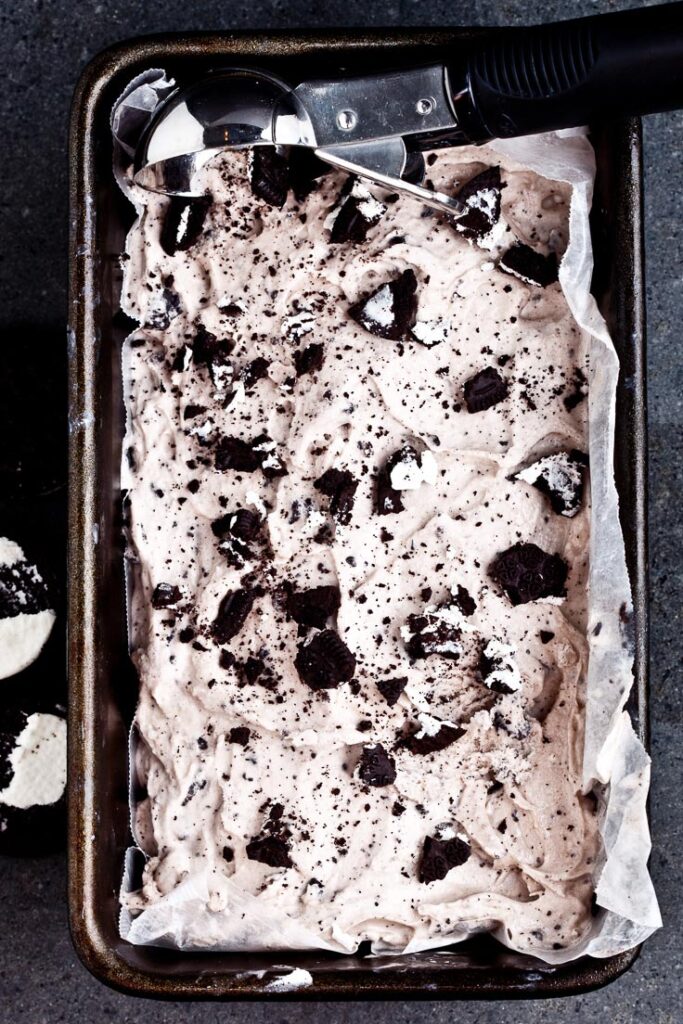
[0,0,680,1020]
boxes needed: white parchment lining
[112,71,661,965]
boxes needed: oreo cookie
[151,583,181,609]
[452,584,476,617]
[418,833,471,883]
[514,450,587,517]
[328,177,387,244]
[228,726,251,746]
[145,287,181,330]
[246,833,292,868]
[358,744,396,787]
[294,629,356,690]
[314,468,358,526]
[249,148,289,208]
[399,718,464,755]
[294,343,325,378]
[500,242,559,287]
[376,676,407,707]
[478,638,522,694]
[452,166,502,241]
[402,604,462,661]
[463,367,508,413]
[215,433,287,477]
[375,460,404,516]
[489,542,568,606]
[288,147,330,202]
[285,584,341,630]
[349,269,418,341]
[0,538,55,681]
[159,195,211,256]
[212,587,259,644]
[0,706,66,855]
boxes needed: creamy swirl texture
[120,144,598,955]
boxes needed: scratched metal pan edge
[66,29,648,1000]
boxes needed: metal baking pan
[67,29,648,1000]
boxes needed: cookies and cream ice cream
[119,142,599,955]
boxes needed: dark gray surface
[0,0,681,1019]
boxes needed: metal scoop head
[133,67,291,196]
[133,64,464,214]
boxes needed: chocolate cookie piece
[419,833,471,883]
[229,726,251,746]
[285,584,341,630]
[145,287,181,330]
[246,833,292,868]
[215,433,287,477]
[294,343,325,378]
[191,325,233,391]
[212,508,261,542]
[314,468,358,525]
[294,629,356,690]
[376,676,407,706]
[514,450,587,517]
[402,606,462,660]
[160,195,211,256]
[288,147,330,201]
[253,435,288,479]
[349,269,418,341]
[452,584,476,617]
[215,436,262,473]
[500,242,559,287]
[358,744,396,787]
[249,147,289,208]
[478,638,522,694]
[564,367,589,411]
[464,366,508,413]
[328,177,387,244]
[212,588,259,644]
[489,542,568,606]
[375,459,405,516]
[399,721,464,755]
[151,583,181,609]
[453,166,502,241]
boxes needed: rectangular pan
[67,29,648,1000]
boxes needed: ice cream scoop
[134,3,683,213]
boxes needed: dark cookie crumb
[151,583,181,609]
[160,195,211,256]
[295,629,356,690]
[246,833,292,868]
[285,584,341,630]
[464,367,508,413]
[349,269,418,341]
[452,166,502,240]
[419,834,471,883]
[399,721,464,755]
[212,587,259,643]
[314,468,358,526]
[489,542,568,606]
[229,726,251,746]
[358,744,396,787]
[294,343,325,378]
[500,242,559,288]
[376,676,408,706]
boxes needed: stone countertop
[0,1,680,1021]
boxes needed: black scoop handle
[449,3,683,142]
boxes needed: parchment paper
[112,70,661,964]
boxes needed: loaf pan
[67,29,648,1000]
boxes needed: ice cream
[119,142,598,955]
